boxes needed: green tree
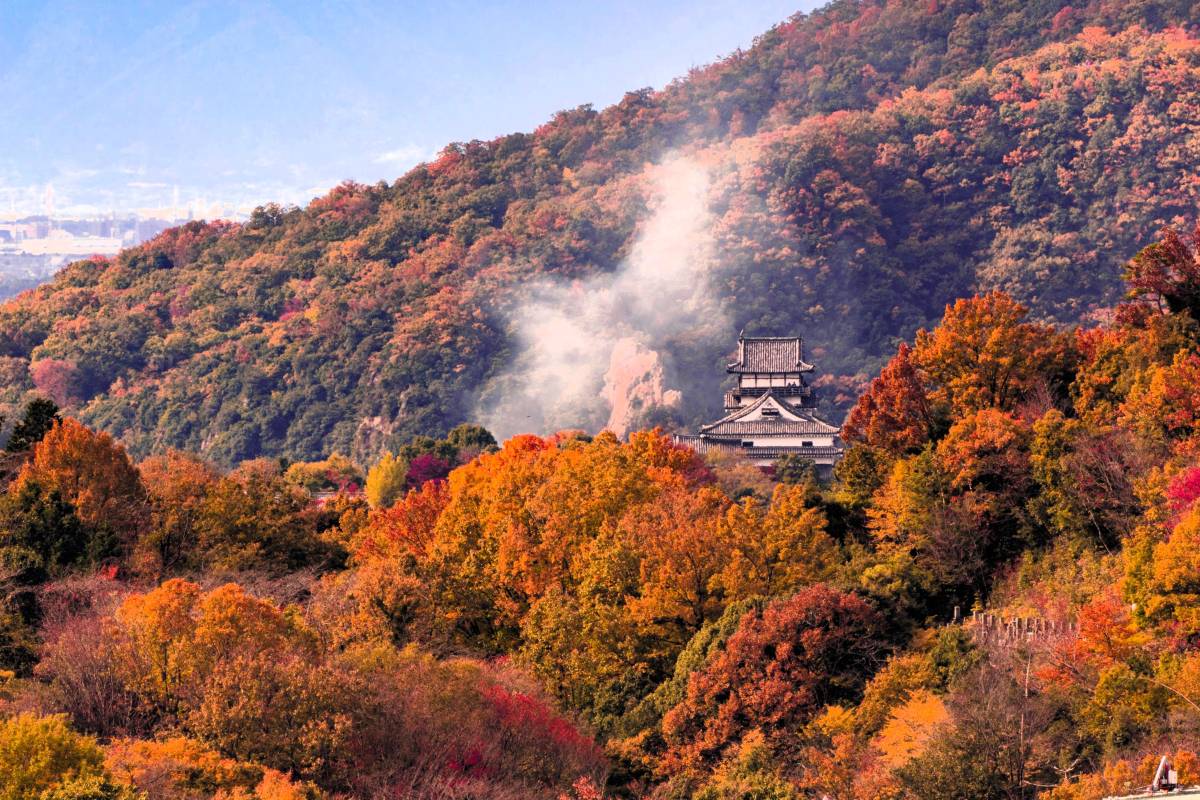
[446,423,498,456]
[0,479,87,578]
[6,398,60,452]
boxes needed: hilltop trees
[1,7,1199,466]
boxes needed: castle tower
[676,334,843,468]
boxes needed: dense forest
[6,224,1200,798]
[9,1,1200,796]
[2,0,1200,463]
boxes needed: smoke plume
[477,156,727,440]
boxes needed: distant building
[675,334,843,468]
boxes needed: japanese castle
[676,335,843,468]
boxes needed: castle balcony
[726,386,812,408]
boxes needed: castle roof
[699,390,839,437]
[728,336,814,373]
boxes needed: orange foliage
[104,736,318,799]
[913,292,1072,417]
[936,408,1031,493]
[871,689,949,769]
[15,418,148,546]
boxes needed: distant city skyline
[0,0,819,219]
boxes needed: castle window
[802,441,813,447]
[761,407,779,416]
[742,441,754,447]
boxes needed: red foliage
[842,343,932,454]
[1167,466,1200,519]
[406,453,453,489]
[354,479,449,562]
[1125,223,1200,318]
[29,358,81,406]
[483,683,601,764]
[661,584,886,768]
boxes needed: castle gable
[700,391,839,437]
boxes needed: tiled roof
[728,336,814,373]
[698,390,840,436]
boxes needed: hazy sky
[0,0,820,218]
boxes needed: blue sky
[0,0,820,218]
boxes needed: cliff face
[2,1,1200,464]
[603,338,683,438]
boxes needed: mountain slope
[1,0,1199,465]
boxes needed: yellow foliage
[853,653,939,738]
[1149,506,1200,633]
[364,452,407,510]
[0,713,109,800]
[717,483,839,600]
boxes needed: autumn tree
[661,585,887,769]
[103,736,319,800]
[364,452,407,510]
[138,450,221,574]
[717,482,840,601]
[284,452,362,493]
[1147,506,1200,635]
[0,713,129,800]
[913,292,1073,418]
[192,460,338,572]
[405,452,452,488]
[843,343,935,454]
[896,654,1070,800]
[13,418,147,559]
[1119,350,1200,450]
[1124,223,1200,320]
[620,485,730,644]
[1029,411,1141,549]
[1071,311,1198,429]
[932,409,1036,596]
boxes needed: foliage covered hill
[2,0,1200,465]
[8,224,1200,798]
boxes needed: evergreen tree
[6,398,60,453]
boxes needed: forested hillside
[7,224,1200,798]
[2,0,1200,464]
